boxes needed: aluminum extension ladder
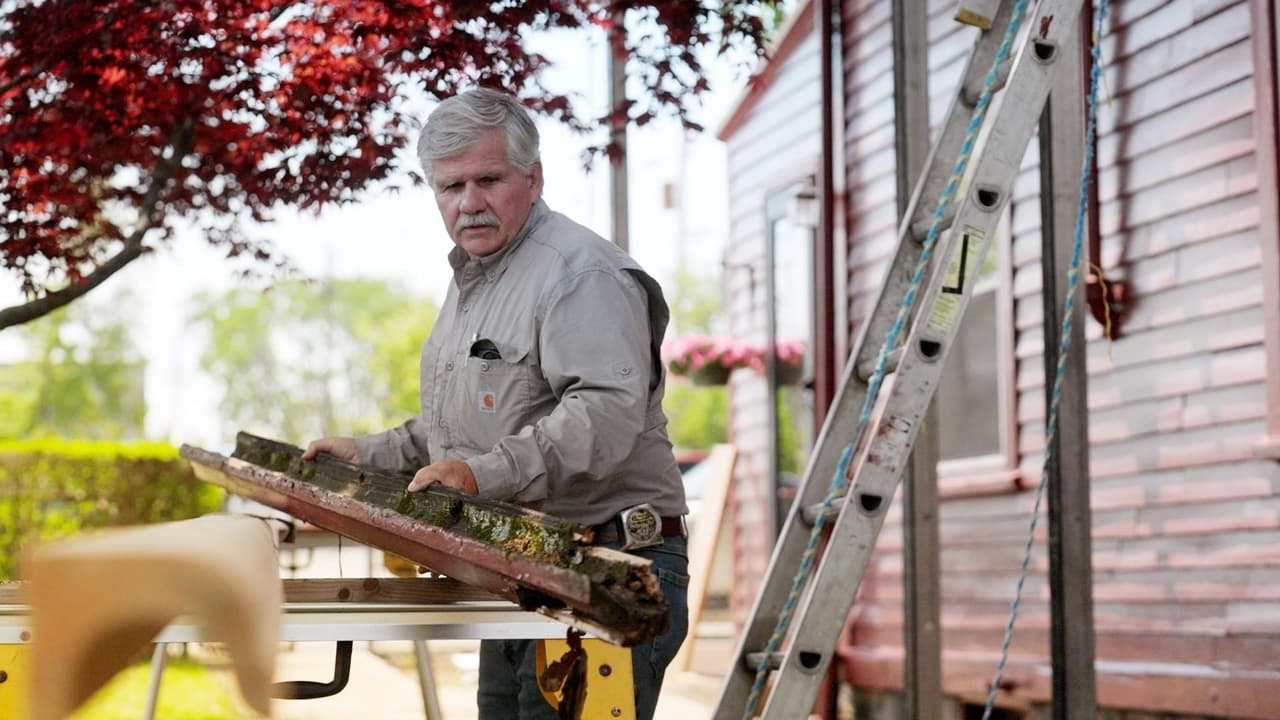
[713,0,1089,716]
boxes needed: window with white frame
[766,180,818,533]
[935,210,1015,475]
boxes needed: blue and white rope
[980,1,1108,718]
[742,0,1035,714]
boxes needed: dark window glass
[937,288,1000,460]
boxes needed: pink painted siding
[718,0,822,627]
[825,0,1280,716]
[720,0,1279,714]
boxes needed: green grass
[70,658,245,720]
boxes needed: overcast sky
[0,26,752,448]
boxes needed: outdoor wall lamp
[787,181,820,229]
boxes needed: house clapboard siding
[721,0,1278,715]
[824,0,1280,717]
[717,0,823,627]
[842,0,901,334]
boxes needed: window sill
[938,467,1025,500]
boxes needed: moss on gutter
[233,432,580,566]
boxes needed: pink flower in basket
[775,338,806,370]
[772,338,806,384]
[662,335,757,379]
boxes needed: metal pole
[1038,13,1097,718]
[893,0,942,716]
[608,7,629,252]
[414,640,444,720]
[142,643,167,720]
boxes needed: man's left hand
[408,460,478,495]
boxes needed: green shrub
[70,658,242,720]
[0,439,225,580]
[663,380,729,452]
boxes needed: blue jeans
[477,536,690,720]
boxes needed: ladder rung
[744,651,784,672]
[856,346,904,384]
[911,209,954,241]
[954,0,1002,30]
[961,55,1013,107]
[801,497,844,527]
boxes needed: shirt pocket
[451,337,534,451]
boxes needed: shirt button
[621,367,632,375]
[461,303,471,312]
[445,361,454,371]
[480,361,490,371]
[438,419,446,427]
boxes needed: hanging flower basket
[690,362,734,386]
[773,339,806,386]
[775,360,804,386]
[662,335,755,386]
[663,336,809,386]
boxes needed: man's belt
[591,504,686,550]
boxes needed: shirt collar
[448,200,549,281]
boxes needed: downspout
[816,4,839,719]
[815,0,838,427]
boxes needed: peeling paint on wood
[179,433,669,646]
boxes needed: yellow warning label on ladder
[928,225,986,332]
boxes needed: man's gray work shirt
[356,200,687,526]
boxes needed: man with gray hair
[305,87,689,719]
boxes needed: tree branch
[0,60,47,97]
[0,119,195,331]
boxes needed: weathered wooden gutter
[179,433,668,646]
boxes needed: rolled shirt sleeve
[356,415,433,475]
[465,268,652,503]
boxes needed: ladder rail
[712,2,1021,716]
[758,0,1088,714]
[855,0,1019,386]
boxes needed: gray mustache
[456,213,500,233]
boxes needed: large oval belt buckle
[618,503,663,551]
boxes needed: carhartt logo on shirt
[479,391,496,414]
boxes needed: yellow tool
[383,551,422,578]
[0,643,30,719]
[536,632,635,720]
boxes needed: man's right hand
[302,437,358,463]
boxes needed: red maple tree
[0,0,777,329]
